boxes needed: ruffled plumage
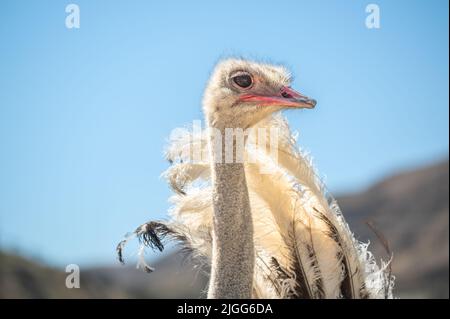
[117,113,394,299]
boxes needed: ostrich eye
[232,74,253,89]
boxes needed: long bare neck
[207,126,254,299]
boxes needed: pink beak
[239,86,316,109]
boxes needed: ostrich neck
[207,125,254,299]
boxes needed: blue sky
[0,0,448,267]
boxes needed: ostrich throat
[207,124,254,299]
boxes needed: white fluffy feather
[132,113,394,299]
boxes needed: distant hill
[0,250,208,299]
[339,160,449,298]
[1,160,448,298]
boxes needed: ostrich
[117,58,394,299]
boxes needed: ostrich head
[203,59,316,129]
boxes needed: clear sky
[0,0,448,267]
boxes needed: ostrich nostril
[281,92,292,99]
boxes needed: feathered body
[117,59,394,299]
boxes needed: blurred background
[0,0,448,299]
